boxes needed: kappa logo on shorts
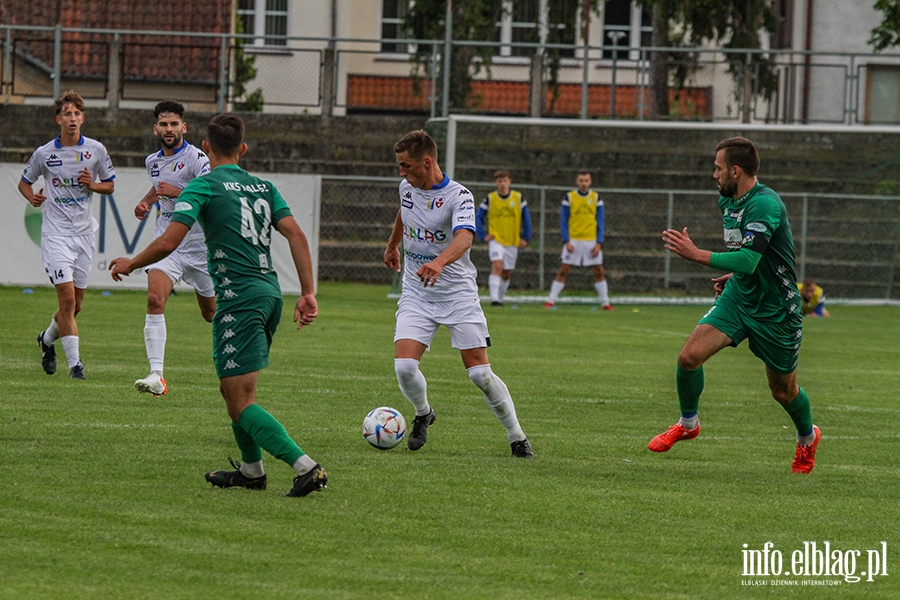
[222,289,238,299]
[220,277,232,286]
[224,360,240,370]
[216,264,228,274]
[220,313,235,323]
[214,249,228,259]
[221,329,235,339]
[223,344,237,354]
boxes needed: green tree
[233,13,264,112]
[870,0,900,50]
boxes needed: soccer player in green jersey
[109,114,327,497]
[648,137,820,474]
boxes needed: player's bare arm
[711,273,733,297]
[383,210,403,272]
[78,168,114,195]
[275,215,319,329]
[109,222,189,281]
[134,185,157,220]
[662,227,712,266]
[156,181,183,199]
[418,229,474,287]
[17,180,45,207]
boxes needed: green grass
[1,283,898,599]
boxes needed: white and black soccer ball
[362,406,407,450]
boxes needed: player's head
[494,170,511,195]
[205,114,245,158]
[54,90,85,136]
[801,277,816,299]
[394,130,439,189]
[714,137,759,197]
[153,100,187,151]
[575,170,592,193]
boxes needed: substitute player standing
[110,114,327,497]
[649,137,820,473]
[384,130,533,458]
[19,90,116,379]
[132,101,214,396]
[475,170,532,306]
[544,171,612,309]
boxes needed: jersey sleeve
[451,188,476,233]
[740,193,781,254]
[171,177,209,228]
[596,200,605,244]
[270,185,292,223]
[96,145,116,182]
[191,148,211,178]
[21,149,42,184]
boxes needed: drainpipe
[801,0,814,124]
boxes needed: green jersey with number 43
[171,163,292,304]
[718,182,801,322]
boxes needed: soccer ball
[362,406,407,450]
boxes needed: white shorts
[394,295,490,350]
[42,234,94,288]
[146,247,215,297]
[488,240,518,270]
[561,240,603,267]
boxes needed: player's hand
[662,227,700,260]
[384,246,401,272]
[108,257,133,282]
[77,168,93,189]
[565,242,574,253]
[29,187,46,207]
[417,261,443,287]
[711,273,733,298]
[484,234,494,242]
[134,201,151,220]
[591,243,601,257]
[156,181,182,199]
[294,293,318,329]
[518,240,527,249]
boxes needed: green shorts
[698,291,802,375]
[212,296,283,378]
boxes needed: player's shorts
[394,294,490,350]
[487,240,519,270]
[561,240,603,266]
[212,296,282,378]
[699,290,802,375]
[146,247,215,297]
[42,233,94,288]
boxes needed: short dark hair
[494,170,510,180]
[715,137,760,177]
[154,100,185,120]
[206,114,244,156]
[393,130,437,160]
[55,90,85,115]
[576,170,592,178]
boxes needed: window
[498,0,575,59]
[602,0,651,60]
[237,0,288,47]
[380,0,410,54]
[866,66,900,124]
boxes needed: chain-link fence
[320,176,900,302]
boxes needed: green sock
[238,404,305,467]
[676,366,704,416]
[231,421,262,464]
[783,387,813,436]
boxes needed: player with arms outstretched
[648,137,820,474]
[110,114,327,497]
[133,100,214,396]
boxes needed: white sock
[144,314,167,375]
[488,274,502,303]
[548,280,565,302]
[467,364,525,442]
[499,278,511,302]
[292,454,317,475]
[797,429,816,446]
[594,280,609,305]
[395,358,431,416]
[60,335,80,369]
[679,415,699,430]
[240,460,264,478]
[45,317,60,345]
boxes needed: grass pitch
[0,282,897,599]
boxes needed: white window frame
[601,0,651,63]
[238,0,289,48]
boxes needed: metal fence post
[107,33,121,113]
[798,194,809,282]
[217,34,228,113]
[52,24,61,100]
[664,191,674,292]
[321,46,335,122]
[539,187,546,290]
[3,28,12,104]
[442,2,452,117]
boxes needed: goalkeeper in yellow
[476,170,532,306]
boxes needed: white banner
[0,163,320,294]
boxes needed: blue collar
[157,140,189,157]
[54,134,85,148]
[431,173,450,190]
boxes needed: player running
[648,137,820,474]
[132,101,214,397]
[19,90,116,380]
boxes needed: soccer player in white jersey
[383,130,534,458]
[131,101,214,396]
[18,90,116,380]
